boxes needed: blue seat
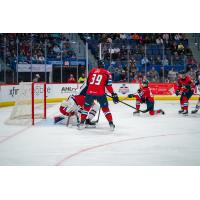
[146,49,152,55]
[152,49,159,55]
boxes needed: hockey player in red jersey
[191,71,200,114]
[127,80,165,116]
[78,60,119,131]
[54,82,99,126]
[175,70,195,115]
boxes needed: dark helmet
[142,79,149,87]
[98,59,105,68]
[179,70,187,78]
[179,70,187,75]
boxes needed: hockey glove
[137,89,142,93]
[137,89,144,98]
[128,94,134,98]
[175,90,180,96]
[112,93,119,104]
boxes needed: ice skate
[182,110,188,116]
[109,121,115,131]
[85,119,96,128]
[77,121,85,130]
[178,109,184,114]
[160,109,165,115]
[191,106,199,114]
[133,110,140,115]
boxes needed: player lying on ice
[191,71,200,114]
[175,70,195,115]
[127,79,165,116]
[54,82,100,127]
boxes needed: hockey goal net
[6,82,46,125]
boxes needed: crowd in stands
[107,60,200,83]
[80,33,195,65]
[0,33,76,69]
[80,33,199,83]
[0,33,199,84]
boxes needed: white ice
[0,100,199,166]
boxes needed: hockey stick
[66,115,71,127]
[66,113,80,127]
[121,96,129,101]
[106,94,146,113]
[121,92,138,101]
[92,108,101,124]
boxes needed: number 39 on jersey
[90,74,103,85]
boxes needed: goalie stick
[66,113,80,127]
[106,94,146,113]
[91,108,101,124]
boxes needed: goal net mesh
[5,82,46,125]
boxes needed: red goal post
[31,82,46,125]
[6,82,47,126]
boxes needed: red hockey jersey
[86,68,114,95]
[177,75,195,92]
[72,95,85,107]
[139,86,154,102]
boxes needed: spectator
[132,33,140,41]
[177,43,184,55]
[141,56,150,66]
[53,45,60,53]
[156,36,163,44]
[155,56,162,65]
[162,56,169,66]
[67,74,76,83]
[78,73,86,83]
[187,56,197,66]
[174,34,181,41]
[119,70,127,82]
[171,41,178,55]
[136,72,144,83]
[38,54,45,63]
[168,68,177,82]
[33,74,40,82]
[129,72,136,82]
[162,33,169,42]
[120,33,127,40]
[114,67,121,82]
[107,37,112,44]
[148,67,159,82]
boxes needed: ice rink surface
[0,100,199,166]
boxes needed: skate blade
[109,126,115,131]
[85,125,96,128]
[191,111,198,114]
[77,125,85,130]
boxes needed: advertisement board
[18,64,53,72]
[0,83,199,106]
[0,83,79,103]
[148,83,176,95]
